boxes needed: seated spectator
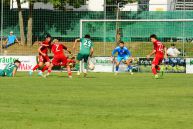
[167,44,181,57]
[3,31,19,49]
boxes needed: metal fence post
[1,0,4,55]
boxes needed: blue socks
[116,66,119,72]
[128,65,133,71]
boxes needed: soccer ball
[88,63,95,70]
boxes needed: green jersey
[4,63,18,77]
[79,38,93,55]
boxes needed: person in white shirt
[167,44,181,57]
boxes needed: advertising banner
[92,57,113,72]
[138,57,186,73]
[186,58,193,74]
[0,56,37,71]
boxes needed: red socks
[152,67,157,75]
[68,72,72,76]
[67,66,72,76]
[32,65,39,71]
[48,69,51,73]
[152,66,160,75]
[157,66,160,71]
[41,66,48,72]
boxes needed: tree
[16,0,26,45]
[50,0,86,10]
[16,0,86,46]
[106,0,139,44]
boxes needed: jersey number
[158,44,164,53]
[55,44,60,52]
[6,64,14,71]
[83,40,91,48]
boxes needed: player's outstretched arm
[126,49,132,57]
[12,68,17,77]
[111,48,117,57]
[90,48,94,57]
[62,45,72,54]
[147,50,156,59]
[73,38,80,54]
[38,46,46,57]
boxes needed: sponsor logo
[0,57,19,63]
[95,58,111,64]
[18,63,33,71]
[190,59,193,65]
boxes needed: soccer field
[0,72,193,129]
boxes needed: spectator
[3,31,19,49]
[167,44,181,57]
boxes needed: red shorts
[38,55,50,63]
[152,56,163,66]
[52,55,67,66]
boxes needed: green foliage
[107,0,139,5]
[20,0,86,9]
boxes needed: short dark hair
[150,34,157,39]
[119,41,124,44]
[45,33,51,38]
[85,34,90,39]
[14,60,21,64]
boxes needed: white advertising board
[92,57,113,72]
[0,56,37,71]
[186,58,193,74]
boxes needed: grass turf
[0,72,193,129]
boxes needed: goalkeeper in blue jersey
[111,41,133,75]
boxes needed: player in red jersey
[29,34,51,76]
[147,34,167,79]
[45,39,74,78]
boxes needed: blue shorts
[117,56,129,62]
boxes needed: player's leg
[45,63,54,77]
[66,64,72,78]
[45,57,60,77]
[30,55,44,75]
[67,58,76,68]
[29,61,44,76]
[115,61,121,75]
[152,57,159,79]
[82,55,90,77]
[114,56,122,75]
[41,60,50,74]
[125,56,133,74]
[61,56,72,78]
[158,57,164,77]
[41,56,50,73]
[75,53,83,75]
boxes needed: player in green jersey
[0,60,21,77]
[73,34,94,77]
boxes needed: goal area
[80,19,193,57]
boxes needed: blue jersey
[7,35,16,45]
[112,46,131,57]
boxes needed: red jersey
[51,44,67,56]
[39,45,48,55]
[153,40,165,57]
[42,40,50,46]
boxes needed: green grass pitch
[0,72,193,129]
